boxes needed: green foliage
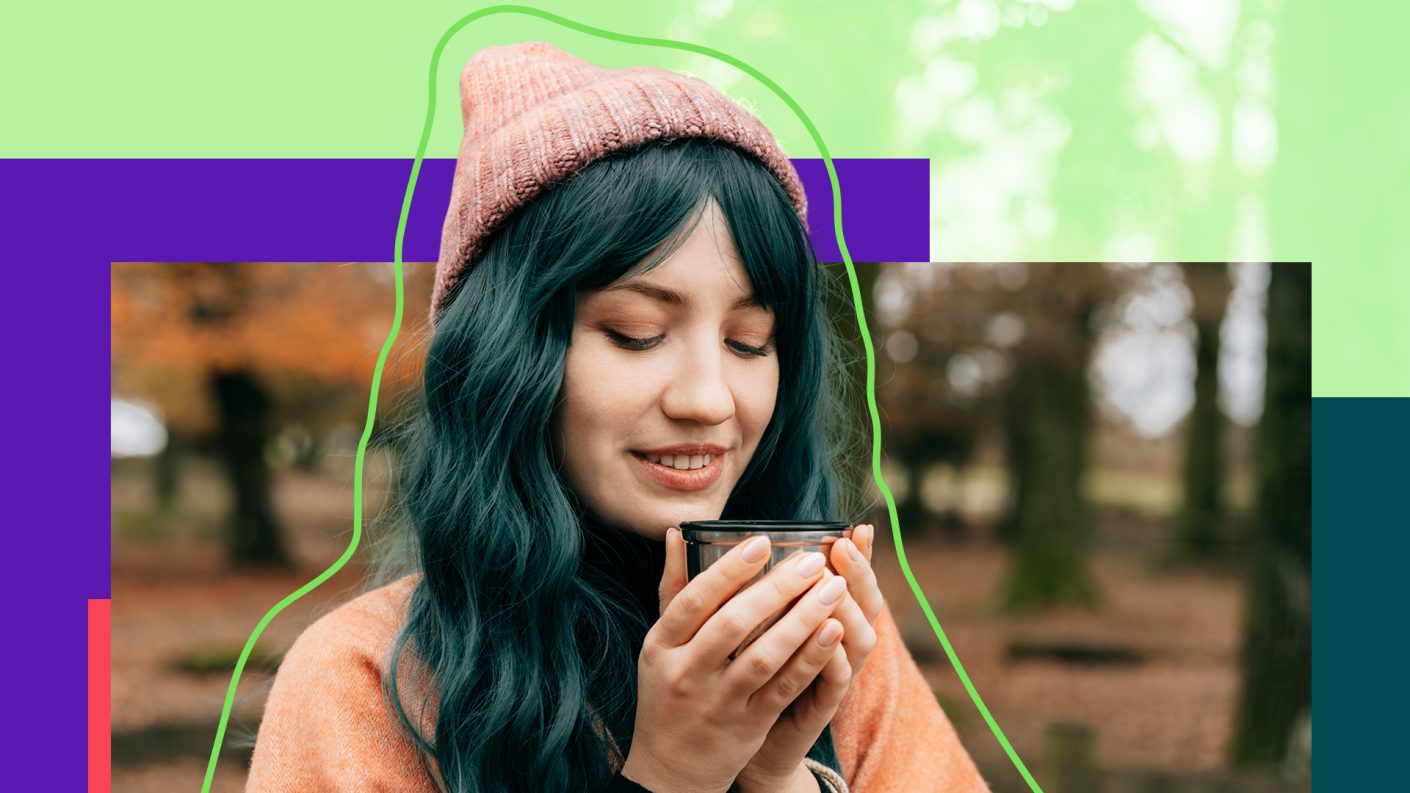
[175,642,281,675]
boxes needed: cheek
[736,359,780,441]
[557,340,651,459]
[558,352,606,455]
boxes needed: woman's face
[553,200,780,540]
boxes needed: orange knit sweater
[246,575,992,792]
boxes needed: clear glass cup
[679,520,853,658]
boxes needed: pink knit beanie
[430,41,809,320]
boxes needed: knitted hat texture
[431,41,808,320]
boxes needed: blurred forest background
[111,259,1309,792]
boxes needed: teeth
[642,453,715,470]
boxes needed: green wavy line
[203,6,1042,791]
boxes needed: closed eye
[605,329,773,357]
[728,339,773,358]
[604,329,664,351]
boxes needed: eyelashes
[729,340,774,358]
[603,329,664,351]
[602,329,773,358]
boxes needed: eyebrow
[604,281,765,310]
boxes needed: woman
[247,42,990,793]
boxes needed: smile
[629,450,725,492]
[641,452,713,470]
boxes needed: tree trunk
[998,380,1031,548]
[210,368,289,566]
[900,456,928,533]
[152,429,182,514]
[1043,723,1103,793]
[1230,263,1311,765]
[1175,263,1231,559]
[1001,292,1100,609]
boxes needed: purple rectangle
[2,156,926,601]
[4,158,926,265]
[0,156,926,791]
[1,156,924,597]
[796,158,930,262]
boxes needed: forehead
[603,202,758,306]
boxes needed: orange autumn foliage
[111,262,436,435]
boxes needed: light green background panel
[7,0,1409,394]
[1271,1,1410,396]
[1,0,898,160]
[2,2,680,157]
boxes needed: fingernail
[819,620,843,646]
[741,535,770,562]
[796,552,826,577]
[846,538,863,562]
[818,576,847,605]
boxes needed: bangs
[509,138,814,314]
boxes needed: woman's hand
[621,529,849,793]
[733,524,885,793]
[826,524,884,678]
[730,608,850,793]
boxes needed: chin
[652,500,726,529]
[614,500,725,540]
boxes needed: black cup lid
[679,520,851,544]
[679,520,849,531]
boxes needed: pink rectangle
[89,599,110,793]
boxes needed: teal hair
[384,138,855,792]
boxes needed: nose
[659,343,736,426]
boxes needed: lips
[629,449,726,492]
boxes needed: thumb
[658,527,687,617]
